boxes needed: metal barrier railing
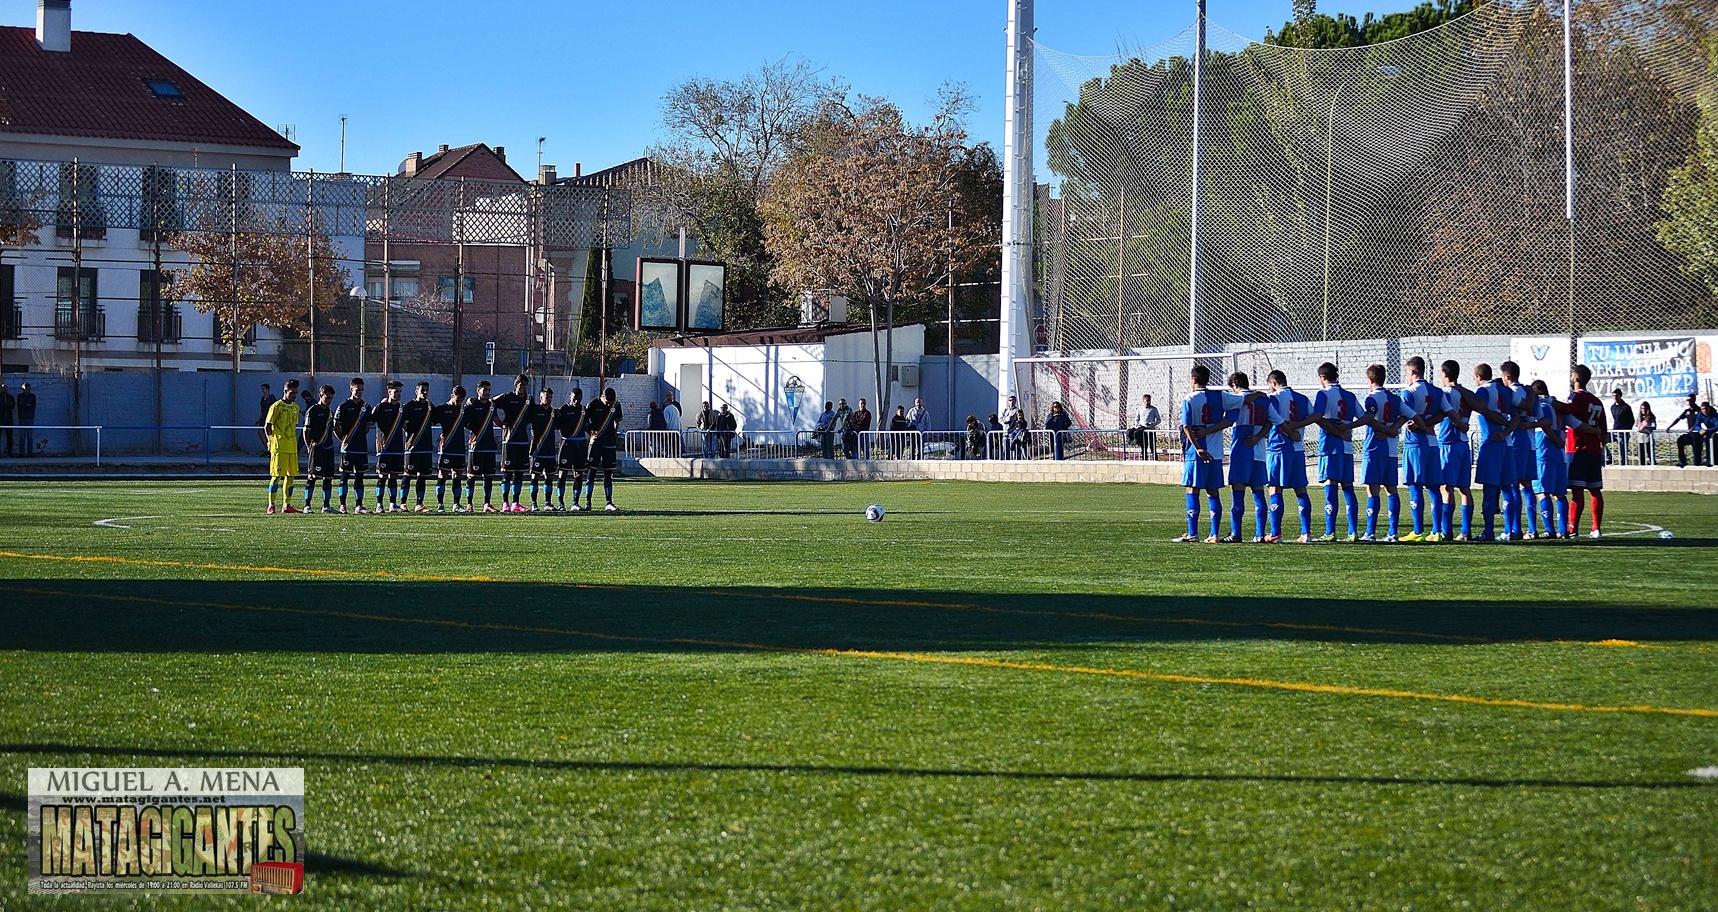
[0,424,102,463]
[624,430,684,459]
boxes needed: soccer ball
[1659,529,1675,539]
[864,504,885,523]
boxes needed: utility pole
[339,116,347,174]
[947,202,956,430]
[229,163,242,431]
[381,176,392,381]
[152,163,166,453]
[1563,0,1577,355]
[1188,0,1206,352]
[306,169,317,384]
[70,158,82,451]
[452,178,466,384]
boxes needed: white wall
[649,324,925,434]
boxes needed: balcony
[137,304,182,344]
[1,303,19,340]
[54,304,106,342]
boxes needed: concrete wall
[917,354,1002,430]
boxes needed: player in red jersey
[1563,364,1608,539]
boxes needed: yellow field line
[0,548,1584,647]
[3,584,1712,719]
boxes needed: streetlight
[1324,64,1402,341]
[349,285,370,373]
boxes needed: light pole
[349,285,372,373]
[1323,64,1400,342]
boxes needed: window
[211,311,257,348]
[137,270,180,343]
[138,165,181,241]
[365,277,420,301]
[55,266,102,341]
[55,163,106,240]
[144,78,183,99]
[437,275,475,304]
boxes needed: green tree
[1657,43,1718,307]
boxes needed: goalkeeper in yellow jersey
[265,378,303,514]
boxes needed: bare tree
[647,56,843,327]
[762,87,999,422]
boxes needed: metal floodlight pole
[1564,0,1577,351]
[229,163,241,431]
[999,0,1034,415]
[382,176,392,381]
[1187,0,1205,353]
[70,158,82,441]
[306,169,317,383]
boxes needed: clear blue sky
[56,0,1325,176]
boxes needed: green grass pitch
[2,478,1716,909]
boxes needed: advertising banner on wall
[1510,336,1572,398]
[1577,335,1717,426]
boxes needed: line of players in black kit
[297,373,623,514]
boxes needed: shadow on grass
[1,579,1715,652]
[2,744,1708,792]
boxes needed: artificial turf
[1,478,1715,910]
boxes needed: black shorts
[591,444,619,471]
[377,451,405,474]
[558,439,589,472]
[340,451,370,473]
[531,455,558,475]
[1567,450,1604,490]
[502,441,532,471]
[438,452,466,473]
[469,450,498,476]
[309,445,338,477]
[407,450,435,475]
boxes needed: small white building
[0,0,300,375]
[650,324,927,436]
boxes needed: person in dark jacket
[16,382,36,457]
[964,415,986,459]
[0,381,14,457]
[715,403,738,457]
[1045,401,1073,460]
[888,405,911,458]
[846,399,873,459]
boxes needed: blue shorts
[1361,454,1398,487]
[1440,442,1473,489]
[1318,453,1354,485]
[1265,450,1309,490]
[1475,440,1509,488]
[1533,448,1567,494]
[1402,446,1441,487]
[1182,454,1223,490]
[1228,452,1266,488]
[1514,443,1534,483]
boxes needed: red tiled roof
[408,143,522,183]
[0,26,298,152]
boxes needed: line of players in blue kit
[1175,357,1610,543]
[290,373,624,515]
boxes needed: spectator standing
[0,381,13,457]
[1635,402,1657,464]
[1702,403,1718,467]
[695,401,717,458]
[1132,394,1161,460]
[964,415,986,459]
[888,405,911,458]
[1608,390,1635,465]
[1045,401,1072,459]
[1004,403,1029,459]
[16,382,35,456]
[256,383,278,446]
[1670,396,1705,466]
[846,398,872,459]
[646,401,666,431]
[715,403,737,458]
[831,398,853,457]
[906,396,930,458]
[814,401,837,458]
[662,393,681,431]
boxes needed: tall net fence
[1032,0,1718,356]
[0,159,631,380]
